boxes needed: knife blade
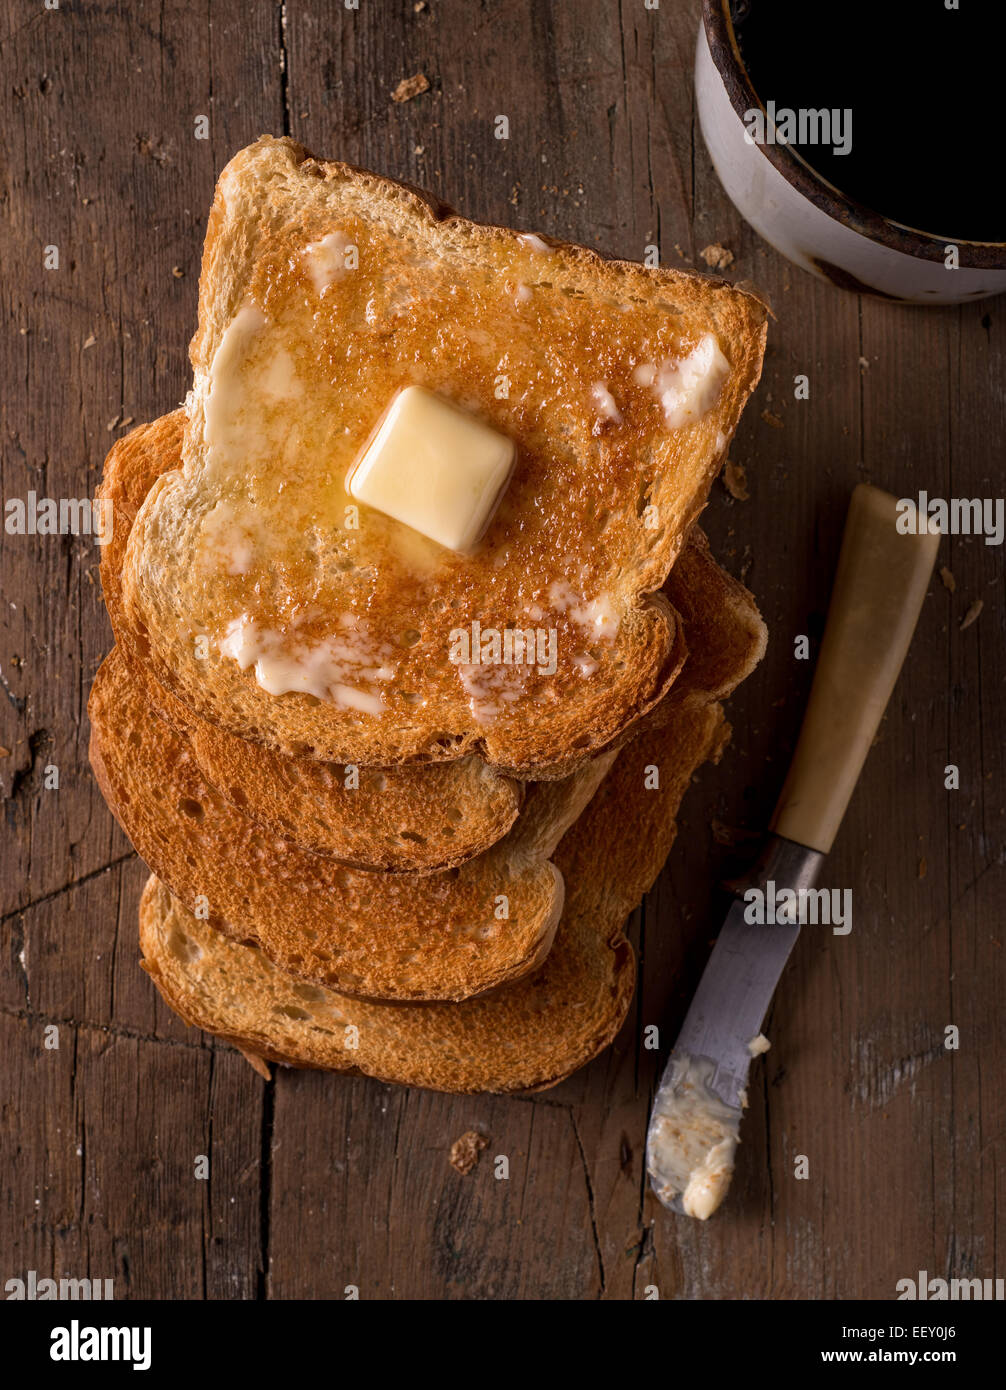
[645,837,816,1217]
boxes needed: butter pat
[349,386,515,552]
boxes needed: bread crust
[89,645,619,1002]
[131,521,765,1084]
[99,413,525,873]
[121,135,767,774]
[138,698,729,1093]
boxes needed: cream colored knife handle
[771,484,939,855]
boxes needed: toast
[91,522,764,1003]
[120,135,766,775]
[100,413,763,871]
[99,412,524,873]
[139,697,730,1093]
[90,645,617,1002]
[663,528,768,704]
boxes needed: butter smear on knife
[646,1053,741,1220]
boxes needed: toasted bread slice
[93,520,764,1005]
[663,527,768,705]
[99,412,524,873]
[121,135,766,775]
[139,697,729,1092]
[90,644,617,1003]
[98,412,763,872]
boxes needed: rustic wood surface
[1,0,1002,1300]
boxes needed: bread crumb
[918,856,927,879]
[0,746,10,758]
[939,565,956,592]
[858,355,870,371]
[449,1130,487,1175]
[960,599,983,631]
[761,409,784,429]
[700,243,734,270]
[722,460,749,501]
[82,334,96,349]
[414,0,427,9]
[392,73,430,103]
[172,265,185,278]
[105,414,120,431]
[747,1033,771,1056]
[238,1047,272,1080]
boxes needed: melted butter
[219,614,394,714]
[202,305,267,461]
[547,580,621,640]
[377,520,444,577]
[646,1053,740,1220]
[303,230,353,292]
[654,333,730,429]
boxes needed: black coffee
[732,0,1002,242]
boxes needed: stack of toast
[89,137,768,1093]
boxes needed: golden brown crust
[131,517,765,1089]
[122,135,767,774]
[100,413,526,873]
[137,697,727,1093]
[89,646,594,1002]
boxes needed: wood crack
[0,851,136,926]
[257,1069,275,1300]
[277,1,291,137]
[569,1109,606,1295]
[0,1000,211,1054]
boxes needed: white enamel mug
[695,1,1006,304]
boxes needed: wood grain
[1,0,1001,1300]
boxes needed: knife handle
[771,484,939,855]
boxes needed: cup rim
[702,0,1006,272]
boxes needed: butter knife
[646,483,939,1218]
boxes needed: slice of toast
[90,644,617,1003]
[139,697,729,1093]
[92,517,764,1004]
[99,412,524,873]
[121,135,766,775]
[663,528,768,705]
[99,412,764,872]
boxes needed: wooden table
[2,0,1002,1300]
